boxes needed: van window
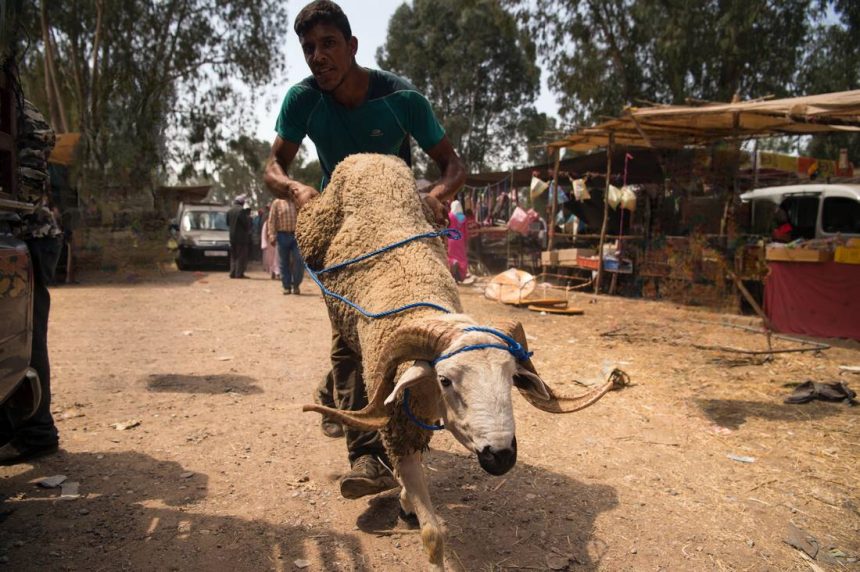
[821,197,860,234]
[181,211,229,231]
[780,196,819,239]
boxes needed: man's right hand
[290,182,320,208]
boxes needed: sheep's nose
[477,437,517,476]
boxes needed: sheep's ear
[384,361,435,405]
[513,366,552,401]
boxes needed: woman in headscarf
[447,199,469,282]
[261,205,281,280]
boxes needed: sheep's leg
[398,451,444,571]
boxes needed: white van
[740,184,860,239]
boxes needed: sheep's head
[304,318,624,477]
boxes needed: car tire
[176,257,188,271]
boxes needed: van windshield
[182,211,229,231]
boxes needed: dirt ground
[1,263,858,571]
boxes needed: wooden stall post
[594,133,614,294]
[547,147,562,251]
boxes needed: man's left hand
[421,192,447,225]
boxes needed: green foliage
[16,0,288,194]
[507,0,811,124]
[377,0,541,172]
[799,1,860,161]
[209,136,271,207]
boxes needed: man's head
[234,194,247,206]
[294,1,357,93]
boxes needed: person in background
[266,197,303,295]
[0,99,62,464]
[772,207,793,243]
[226,194,251,278]
[261,204,281,280]
[447,200,469,282]
[262,0,466,499]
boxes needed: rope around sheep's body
[304,227,534,431]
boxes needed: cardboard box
[835,246,860,264]
[557,248,596,266]
[540,250,558,265]
[765,247,833,263]
[577,255,600,270]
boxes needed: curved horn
[499,321,629,413]
[302,319,460,430]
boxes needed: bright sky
[253,0,559,151]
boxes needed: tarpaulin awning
[549,90,860,152]
[49,132,81,166]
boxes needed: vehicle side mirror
[169,220,179,232]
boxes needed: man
[266,197,303,295]
[263,0,466,499]
[226,194,252,278]
[0,98,62,465]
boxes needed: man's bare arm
[263,136,320,208]
[421,136,466,223]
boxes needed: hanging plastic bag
[619,185,637,211]
[569,177,590,201]
[529,176,548,199]
[507,206,532,236]
[607,185,623,209]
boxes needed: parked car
[740,183,860,240]
[0,205,42,434]
[170,203,231,270]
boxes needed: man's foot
[282,288,292,295]
[340,455,398,499]
[321,418,344,438]
[0,441,59,466]
[292,285,301,295]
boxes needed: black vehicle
[0,204,42,434]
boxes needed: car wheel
[176,257,188,271]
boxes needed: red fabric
[764,261,860,340]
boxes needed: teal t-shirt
[275,68,445,189]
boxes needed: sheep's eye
[439,376,452,388]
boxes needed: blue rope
[304,227,534,432]
[304,228,461,319]
[402,388,444,430]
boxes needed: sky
[252,0,560,149]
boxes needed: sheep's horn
[500,320,629,413]
[302,319,459,430]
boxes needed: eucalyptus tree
[377,0,541,172]
[17,0,289,192]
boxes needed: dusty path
[1,265,858,571]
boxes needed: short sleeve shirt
[275,69,445,189]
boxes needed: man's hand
[290,181,320,208]
[421,191,447,225]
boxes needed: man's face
[299,23,357,92]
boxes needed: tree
[377,0,541,172]
[800,1,860,161]
[506,0,811,124]
[16,1,289,195]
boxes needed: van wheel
[176,258,188,271]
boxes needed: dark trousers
[276,231,304,290]
[12,237,61,447]
[229,239,249,278]
[315,326,386,464]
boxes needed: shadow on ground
[145,373,263,395]
[696,398,852,430]
[0,451,370,572]
[355,448,618,570]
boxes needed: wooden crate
[540,250,558,265]
[765,247,832,263]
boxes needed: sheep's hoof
[398,507,419,528]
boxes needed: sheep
[298,153,624,571]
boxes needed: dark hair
[294,1,352,40]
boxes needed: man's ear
[349,36,358,58]
[513,365,551,401]
[384,361,435,405]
